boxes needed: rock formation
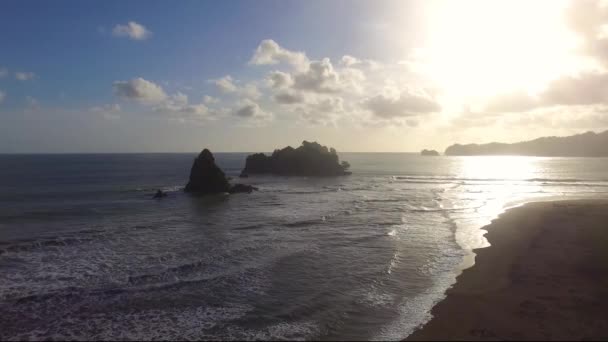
[240,141,351,177]
[184,149,231,194]
[420,149,440,156]
[153,189,168,198]
[228,183,258,193]
[185,149,257,195]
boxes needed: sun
[421,0,582,100]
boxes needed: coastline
[407,199,608,340]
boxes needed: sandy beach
[408,200,608,341]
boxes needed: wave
[0,236,96,255]
[284,218,323,228]
[233,223,266,231]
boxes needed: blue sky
[1,0,608,152]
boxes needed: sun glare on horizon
[421,0,585,101]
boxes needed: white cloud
[112,21,151,40]
[111,78,219,122]
[211,76,260,99]
[170,92,188,107]
[113,77,167,104]
[293,58,341,93]
[0,90,5,103]
[15,71,35,81]
[266,70,294,89]
[0,68,7,78]
[249,39,309,70]
[212,75,238,93]
[245,39,440,126]
[155,92,214,118]
[243,83,262,99]
[339,55,379,69]
[203,95,219,104]
[340,55,360,67]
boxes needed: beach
[408,200,608,340]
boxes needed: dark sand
[408,200,608,341]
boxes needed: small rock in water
[229,184,259,194]
[153,189,168,199]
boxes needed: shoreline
[407,199,608,340]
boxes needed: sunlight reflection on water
[451,156,544,268]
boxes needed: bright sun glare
[424,0,582,100]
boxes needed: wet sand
[408,200,608,341]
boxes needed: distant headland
[241,141,351,177]
[445,130,608,157]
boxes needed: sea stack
[184,149,231,194]
[185,149,257,194]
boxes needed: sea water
[1,153,607,340]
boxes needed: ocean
[1,153,607,340]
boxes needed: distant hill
[445,130,608,157]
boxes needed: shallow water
[1,153,607,340]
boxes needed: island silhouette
[240,141,351,177]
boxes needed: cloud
[179,104,210,115]
[212,75,238,93]
[339,55,379,69]
[211,76,260,99]
[293,58,341,93]
[245,39,441,126]
[249,39,309,69]
[274,90,305,104]
[233,99,272,120]
[483,91,541,114]
[155,92,213,117]
[113,77,167,104]
[15,71,35,81]
[111,78,220,122]
[363,89,441,118]
[542,71,608,105]
[203,95,219,104]
[296,96,345,125]
[0,67,7,78]
[266,71,294,89]
[240,83,261,99]
[112,21,151,40]
[0,90,5,103]
[565,0,608,65]
[479,71,608,115]
[153,92,191,112]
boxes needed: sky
[2,0,608,153]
